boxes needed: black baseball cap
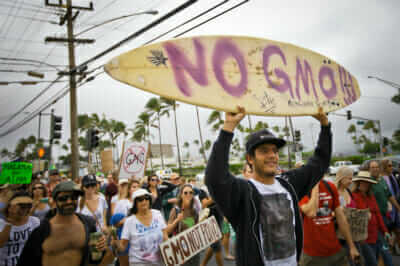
[246,129,286,154]
[82,174,97,186]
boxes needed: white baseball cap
[132,188,151,202]
[118,179,129,185]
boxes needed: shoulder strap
[322,180,334,197]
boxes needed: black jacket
[17,213,101,266]
[205,124,332,266]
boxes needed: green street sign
[0,162,33,184]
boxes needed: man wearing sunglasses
[0,191,40,266]
[18,181,108,266]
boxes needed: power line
[0,70,105,137]
[174,0,249,38]
[0,75,65,129]
[0,57,65,70]
[0,13,58,25]
[0,3,61,16]
[143,0,230,46]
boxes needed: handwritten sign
[100,149,114,174]
[119,142,149,179]
[160,216,222,266]
[0,162,32,184]
[337,208,369,242]
[105,35,360,116]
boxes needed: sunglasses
[33,186,45,191]
[136,195,151,202]
[183,191,194,195]
[150,178,158,182]
[57,194,79,202]
[388,165,393,167]
[84,183,97,188]
[17,203,33,209]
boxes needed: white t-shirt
[77,196,108,231]
[114,199,132,216]
[250,178,297,266]
[121,209,166,264]
[0,216,40,266]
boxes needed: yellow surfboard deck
[105,35,360,116]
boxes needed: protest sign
[160,216,222,266]
[0,162,33,184]
[337,207,369,242]
[100,149,113,174]
[119,142,149,179]
[105,35,360,116]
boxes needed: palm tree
[195,107,207,164]
[207,110,224,132]
[145,97,171,169]
[183,141,190,159]
[161,97,182,175]
[129,111,156,171]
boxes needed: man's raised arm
[205,107,246,219]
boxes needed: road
[198,250,400,265]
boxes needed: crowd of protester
[1,110,400,266]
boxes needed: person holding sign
[0,191,40,266]
[167,184,200,266]
[352,171,390,266]
[205,106,331,266]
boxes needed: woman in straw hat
[352,171,390,266]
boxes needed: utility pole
[45,0,94,180]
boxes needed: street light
[75,10,159,37]
[368,75,400,89]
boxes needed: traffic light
[346,110,352,120]
[87,128,100,150]
[383,137,389,146]
[50,114,62,141]
[295,130,301,142]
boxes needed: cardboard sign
[105,35,360,116]
[0,162,32,184]
[337,208,369,242]
[100,149,114,174]
[160,216,222,266]
[119,142,149,179]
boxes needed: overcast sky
[0,0,399,162]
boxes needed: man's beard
[56,202,77,216]
[253,160,276,179]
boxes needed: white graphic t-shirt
[0,216,40,266]
[114,199,132,216]
[250,178,297,266]
[121,209,166,264]
[77,196,108,231]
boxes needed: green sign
[0,162,33,184]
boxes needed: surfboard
[105,35,360,116]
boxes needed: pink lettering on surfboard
[318,66,337,99]
[339,66,356,105]
[212,39,247,97]
[163,38,208,97]
[295,58,319,101]
[263,45,294,99]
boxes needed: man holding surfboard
[205,106,335,265]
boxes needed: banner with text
[0,162,32,184]
[119,142,149,179]
[160,216,222,266]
